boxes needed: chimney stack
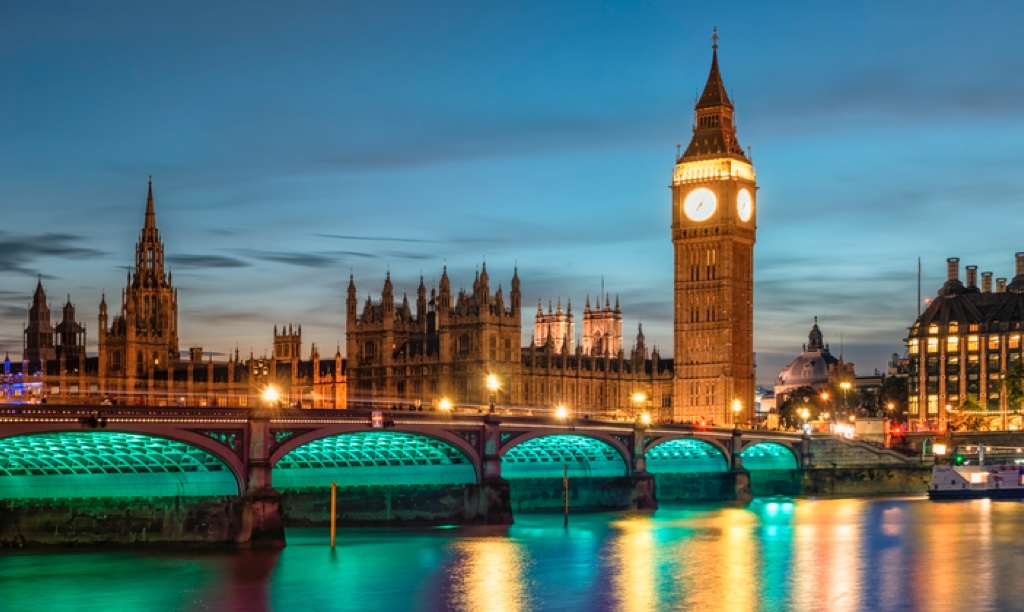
[947,257,960,282]
[1016,252,1024,277]
[982,272,993,293]
[997,278,1007,293]
[966,265,978,289]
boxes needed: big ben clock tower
[672,30,756,425]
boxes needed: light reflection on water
[4,497,1024,611]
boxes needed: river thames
[2,496,1023,611]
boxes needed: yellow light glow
[262,386,280,404]
[732,399,742,413]
[933,443,947,455]
[555,405,568,420]
[448,539,528,612]
[632,392,646,404]
[439,398,452,411]
[840,381,851,391]
[674,158,755,184]
[640,412,651,426]
[486,374,499,392]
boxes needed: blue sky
[3,2,1024,386]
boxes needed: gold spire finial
[712,27,718,50]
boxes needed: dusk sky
[3,2,1024,386]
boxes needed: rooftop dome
[774,317,839,395]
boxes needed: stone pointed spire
[144,176,157,230]
[680,28,748,163]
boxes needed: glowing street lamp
[438,397,452,412]
[632,392,647,421]
[262,385,280,407]
[639,412,651,426]
[732,399,742,427]
[486,374,499,413]
[556,404,575,432]
[840,381,852,417]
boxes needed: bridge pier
[475,413,513,524]
[731,427,753,505]
[630,422,658,511]
[240,409,285,547]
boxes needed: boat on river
[928,464,1024,500]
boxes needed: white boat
[928,464,1024,500]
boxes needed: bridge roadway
[0,404,819,546]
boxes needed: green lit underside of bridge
[0,432,237,498]
[0,432,798,498]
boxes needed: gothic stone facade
[346,265,672,419]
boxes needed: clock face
[683,188,717,222]
[737,188,753,222]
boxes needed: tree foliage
[1004,362,1024,412]
[950,395,985,432]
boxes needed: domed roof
[774,318,838,394]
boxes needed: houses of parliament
[3,39,759,425]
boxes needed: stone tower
[23,277,56,365]
[55,295,87,361]
[534,298,574,353]
[582,294,622,357]
[671,30,757,424]
[99,179,180,392]
[346,263,522,408]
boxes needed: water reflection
[4,498,1024,611]
[445,537,530,611]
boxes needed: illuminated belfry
[905,253,1024,429]
[671,29,757,424]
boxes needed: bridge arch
[0,430,241,499]
[644,437,730,473]
[500,432,630,478]
[271,428,479,487]
[739,441,800,470]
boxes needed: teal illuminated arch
[273,431,475,488]
[0,432,238,499]
[740,442,799,470]
[645,438,728,473]
[502,434,627,478]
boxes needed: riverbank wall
[0,467,935,546]
[0,496,244,548]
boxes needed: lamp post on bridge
[486,374,499,414]
[632,392,650,424]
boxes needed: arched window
[458,334,471,356]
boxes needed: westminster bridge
[0,405,921,547]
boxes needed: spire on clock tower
[680,28,748,163]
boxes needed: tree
[777,386,823,427]
[880,375,908,423]
[1003,362,1024,416]
[950,395,986,432]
